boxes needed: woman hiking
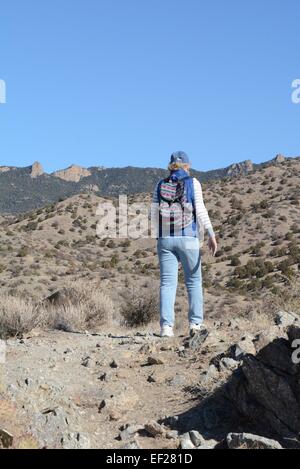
[152,151,217,338]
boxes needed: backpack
[157,175,195,234]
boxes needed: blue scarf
[169,168,189,181]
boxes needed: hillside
[0,154,297,213]
[0,156,298,319]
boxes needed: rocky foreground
[1,311,300,450]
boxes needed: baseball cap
[170,151,190,164]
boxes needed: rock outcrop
[274,154,286,164]
[30,161,44,178]
[226,160,253,177]
[52,164,91,182]
[225,325,300,444]
[0,166,15,173]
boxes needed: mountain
[0,155,298,303]
[0,154,297,213]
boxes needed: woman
[152,151,217,337]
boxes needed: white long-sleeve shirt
[151,177,215,239]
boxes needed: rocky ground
[1,310,300,450]
[0,157,299,449]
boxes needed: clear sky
[0,0,300,173]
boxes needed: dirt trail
[3,327,219,448]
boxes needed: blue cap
[170,151,190,164]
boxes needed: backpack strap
[183,176,196,213]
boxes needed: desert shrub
[285,232,294,241]
[227,278,243,290]
[230,256,241,266]
[24,221,38,231]
[110,254,119,267]
[46,281,114,331]
[0,295,41,339]
[278,259,295,278]
[120,288,159,327]
[230,197,243,210]
[17,246,30,257]
[291,223,300,233]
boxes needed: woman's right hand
[208,236,218,256]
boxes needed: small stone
[25,377,34,387]
[0,429,13,448]
[61,432,91,449]
[180,432,195,449]
[110,360,118,368]
[98,372,108,381]
[81,356,91,367]
[234,336,256,359]
[219,357,239,371]
[147,355,165,365]
[147,374,156,383]
[189,430,205,447]
[119,424,144,441]
[145,421,165,437]
[188,329,209,350]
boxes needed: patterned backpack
[157,175,195,234]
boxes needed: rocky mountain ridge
[0,154,297,213]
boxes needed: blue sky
[0,0,299,173]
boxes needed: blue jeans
[157,237,203,327]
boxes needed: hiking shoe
[160,325,174,338]
[189,324,204,337]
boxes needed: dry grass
[262,281,300,319]
[45,280,116,332]
[0,280,116,338]
[0,294,41,339]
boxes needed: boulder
[233,335,256,359]
[226,326,300,439]
[227,433,282,450]
[189,430,205,447]
[275,311,299,327]
[187,329,209,350]
[180,432,195,449]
